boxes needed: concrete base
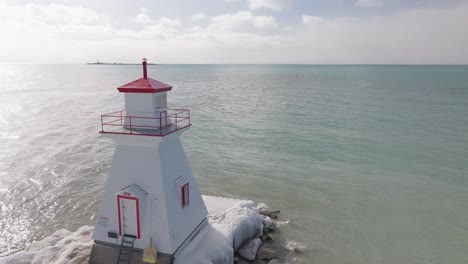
[88,241,173,264]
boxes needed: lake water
[1,64,468,263]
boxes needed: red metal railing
[100,109,191,137]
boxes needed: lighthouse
[90,59,208,264]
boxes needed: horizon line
[1,62,468,66]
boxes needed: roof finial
[142,58,148,79]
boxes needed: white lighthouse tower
[90,59,208,264]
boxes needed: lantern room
[117,59,171,115]
[99,59,191,137]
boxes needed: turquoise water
[0,64,468,263]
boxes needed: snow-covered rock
[237,238,262,261]
[263,216,273,230]
[210,200,264,251]
[0,226,93,264]
[175,199,264,264]
[256,203,270,215]
[174,224,234,264]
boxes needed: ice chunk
[237,238,262,261]
[209,200,263,251]
[263,216,273,230]
[174,225,234,264]
[256,203,270,215]
[174,197,264,264]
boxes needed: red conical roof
[117,77,172,93]
[117,59,173,93]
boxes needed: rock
[237,238,262,261]
[293,247,302,254]
[257,203,270,215]
[263,216,273,229]
[263,220,276,234]
[268,223,277,232]
[253,260,268,264]
[268,210,280,219]
[256,246,276,261]
[237,259,251,264]
[268,259,281,264]
[260,234,272,242]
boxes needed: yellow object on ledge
[143,237,157,263]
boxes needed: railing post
[120,111,123,126]
[159,111,162,136]
[129,116,132,134]
[175,113,178,130]
[101,115,104,132]
[188,110,191,125]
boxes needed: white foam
[0,226,93,264]
[285,239,306,252]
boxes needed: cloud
[210,11,278,30]
[135,13,152,24]
[135,7,156,24]
[225,0,293,11]
[158,18,181,27]
[0,3,100,25]
[298,5,468,63]
[246,0,293,11]
[355,0,383,8]
[190,12,207,20]
[302,15,326,25]
[0,1,467,64]
[252,16,278,29]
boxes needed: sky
[0,0,467,64]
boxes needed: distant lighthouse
[90,59,208,264]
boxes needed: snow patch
[202,195,242,214]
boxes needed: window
[156,94,167,109]
[181,182,190,208]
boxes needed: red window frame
[181,182,190,208]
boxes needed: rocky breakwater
[234,203,304,264]
[0,197,305,264]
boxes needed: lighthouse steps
[116,236,135,264]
